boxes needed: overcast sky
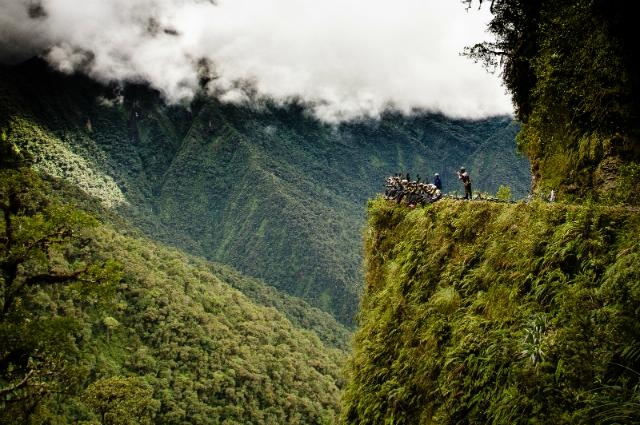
[0,0,513,121]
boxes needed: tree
[0,167,120,423]
[462,0,543,121]
[82,376,160,425]
[462,0,640,201]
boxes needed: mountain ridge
[1,58,530,325]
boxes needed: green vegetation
[495,185,512,201]
[464,0,640,202]
[4,2,639,422]
[342,197,640,424]
[83,376,160,425]
[0,157,348,423]
[0,59,529,325]
[97,229,346,424]
[8,1,639,422]
[0,55,529,423]
[0,166,120,424]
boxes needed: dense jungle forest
[0,149,350,424]
[0,58,529,327]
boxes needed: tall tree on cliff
[464,0,640,202]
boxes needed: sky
[0,0,513,121]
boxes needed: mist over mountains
[0,0,512,121]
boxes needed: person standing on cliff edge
[457,167,472,199]
[433,173,442,190]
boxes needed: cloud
[0,0,513,121]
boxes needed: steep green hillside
[89,228,346,425]
[343,198,640,424]
[0,59,529,324]
[0,163,347,424]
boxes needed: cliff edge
[343,197,640,424]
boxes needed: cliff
[342,197,640,424]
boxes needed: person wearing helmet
[457,167,472,199]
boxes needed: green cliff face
[343,198,640,424]
[338,3,640,421]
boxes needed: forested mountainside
[0,58,529,325]
[343,198,640,423]
[0,156,348,424]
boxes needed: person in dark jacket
[433,173,442,190]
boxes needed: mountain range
[0,58,530,326]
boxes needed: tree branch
[0,369,34,398]
[2,268,87,317]
[22,268,86,287]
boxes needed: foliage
[83,376,160,425]
[464,0,640,201]
[463,0,542,120]
[97,229,346,424]
[608,162,640,206]
[342,197,640,424]
[496,185,512,201]
[0,155,348,424]
[0,126,350,424]
[0,167,120,424]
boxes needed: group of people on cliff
[384,173,443,206]
[384,167,472,206]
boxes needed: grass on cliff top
[343,197,640,424]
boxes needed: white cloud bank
[0,0,513,121]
